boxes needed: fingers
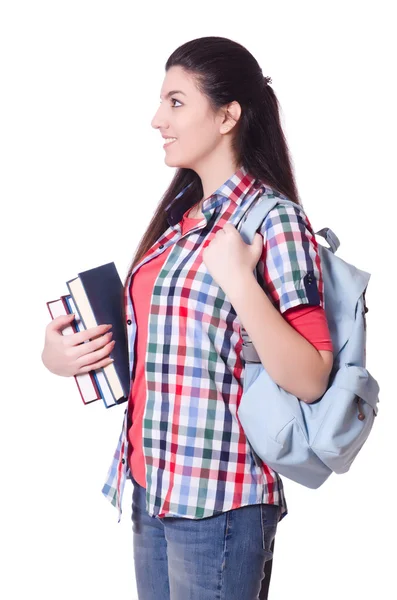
[64,323,113,347]
[73,330,114,358]
[77,354,115,374]
[74,339,116,372]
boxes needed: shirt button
[121,458,125,464]
[127,319,132,325]
[159,244,164,249]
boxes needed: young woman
[42,36,334,600]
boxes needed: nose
[151,104,167,130]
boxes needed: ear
[219,101,242,135]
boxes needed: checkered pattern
[102,166,325,522]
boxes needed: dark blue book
[66,262,130,405]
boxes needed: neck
[194,146,241,204]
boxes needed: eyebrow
[160,90,187,100]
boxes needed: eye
[170,98,182,107]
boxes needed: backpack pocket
[309,364,379,473]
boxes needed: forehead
[160,66,197,99]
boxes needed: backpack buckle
[241,326,261,364]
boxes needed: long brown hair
[124,36,301,291]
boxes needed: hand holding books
[41,314,115,377]
[44,262,130,408]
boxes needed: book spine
[60,296,102,400]
[65,295,118,409]
[65,280,120,406]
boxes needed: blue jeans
[130,473,279,600]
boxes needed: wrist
[225,269,257,300]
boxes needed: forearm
[226,271,330,403]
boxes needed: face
[151,66,238,171]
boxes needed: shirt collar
[165,165,261,227]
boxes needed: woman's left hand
[202,223,263,293]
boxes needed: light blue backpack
[236,195,380,488]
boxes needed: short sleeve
[256,203,325,314]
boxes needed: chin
[164,155,177,167]
[164,156,189,169]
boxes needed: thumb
[252,232,263,250]
[51,312,76,330]
[250,232,263,261]
[56,313,76,321]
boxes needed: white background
[1,1,396,598]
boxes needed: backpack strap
[315,227,340,254]
[237,195,341,255]
[236,195,297,363]
[235,195,293,243]
[236,194,341,363]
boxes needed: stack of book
[46,262,130,408]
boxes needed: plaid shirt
[102,166,325,522]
